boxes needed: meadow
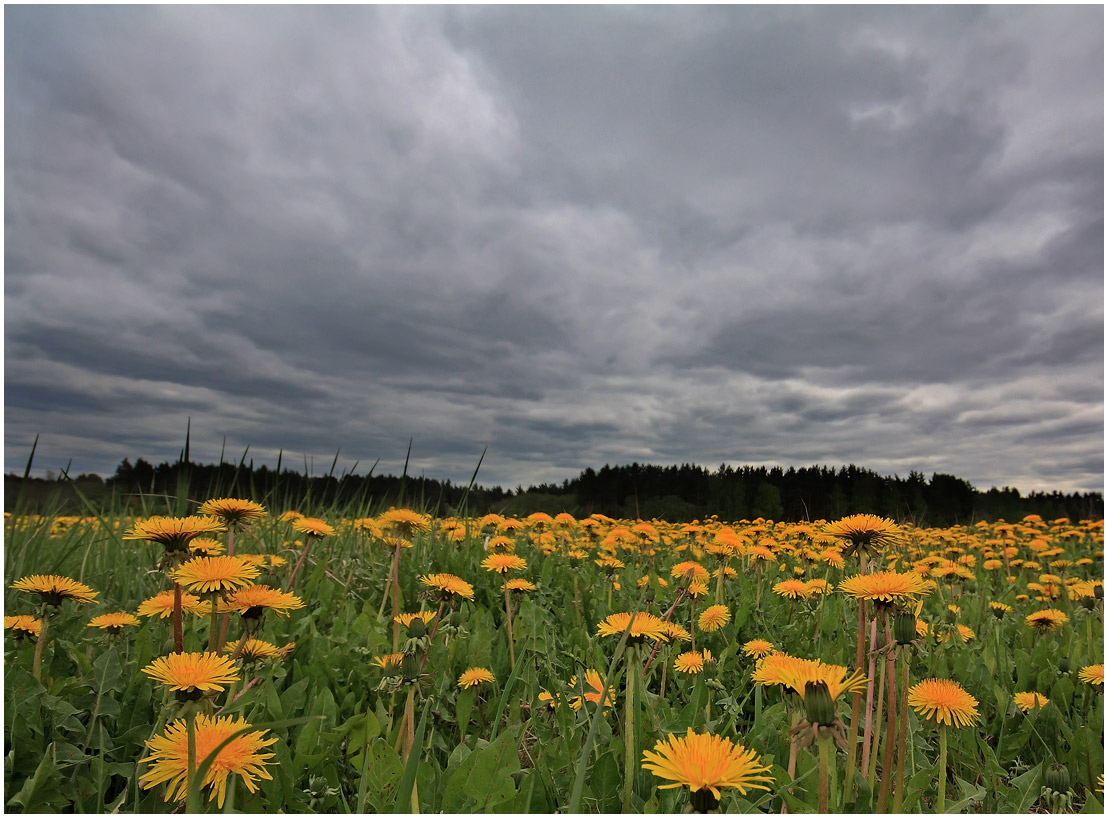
[3,492,1104,813]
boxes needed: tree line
[5,456,1101,527]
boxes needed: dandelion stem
[844,556,868,798]
[172,582,185,654]
[207,597,219,653]
[868,648,885,787]
[504,586,516,669]
[216,529,236,651]
[622,645,639,813]
[285,538,315,593]
[861,611,878,776]
[892,650,911,813]
[782,706,799,814]
[876,611,897,812]
[937,724,948,813]
[31,608,49,683]
[817,731,833,814]
[185,709,199,815]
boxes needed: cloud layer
[5,6,1103,494]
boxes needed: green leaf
[1008,765,1043,814]
[360,738,404,813]
[391,699,431,813]
[442,728,521,811]
[344,711,381,770]
[6,742,67,812]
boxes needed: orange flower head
[172,555,260,594]
[11,574,98,606]
[196,498,266,529]
[642,728,774,804]
[123,516,226,551]
[907,678,979,728]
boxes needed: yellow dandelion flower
[291,517,336,539]
[378,508,432,537]
[11,574,98,605]
[1013,692,1049,711]
[137,589,207,618]
[87,612,141,632]
[196,498,266,529]
[697,605,730,633]
[394,611,438,629]
[503,578,537,593]
[839,571,930,605]
[5,615,42,638]
[123,516,226,551]
[641,728,774,804]
[824,514,900,555]
[687,578,709,598]
[189,538,226,557]
[1024,609,1069,632]
[1078,664,1104,685]
[140,714,276,808]
[674,649,714,675]
[567,669,616,711]
[671,561,711,583]
[907,679,979,728]
[232,639,282,661]
[597,611,670,643]
[773,579,813,600]
[481,553,527,573]
[660,622,692,643]
[458,667,495,688]
[172,556,260,594]
[142,651,240,694]
[217,585,305,618]
[420,573,475,601]
[742,639,775,658]
[372,653,404,671]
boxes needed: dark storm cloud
[4,5,1102,495]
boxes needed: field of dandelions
[4,493,1104,813]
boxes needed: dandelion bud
[407,618,426,639]
[894,610,917,645]
[1044,762,1070,794]
[1094,584,1104,600]
[643,586,656,604]
[1058,656,1069,674]
[1081,596,1096,611]
[803,680,835,727]
[401,652,420,682]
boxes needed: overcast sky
[4,5,1104,495]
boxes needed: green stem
[844,597,867,798]
[186,709,199,814]
[892,652,911,813]
[504,586,516,669]
[937,724,947,813]
[207,597,219,652]
[876,614,897,811]
[868,651,885,787]
[172,582,184,654]
[623,646,638,813]
[31,608,50,683]
[818,732,832,813]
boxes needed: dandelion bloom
[1024,609,1069,632]
[11,574,98,605]
[1013,692,1049,711]
[824,514,900,554]
[989,602,1012,617]
[687,579,709,598]
[88,612,141,632]
[420,573,475,601]
[197,498,266,529]
[4,615,42,638]
[674,649,713,675]
[233,639,282,662]
[291,517,336,539]
[839,571,930,605]
[907,679,979,728]
[279,510,303,523]
[172,556,261,594]
[189,538,226,557]
[143,652,240,694]
[458,667,495,689]
[124,516,226,551]
[773,579,813,600]
[394,611,438,630]
[742,639,775,659]
[597,612,670,643]
[487,535,516,553]
[567,669,616,711]
[806,579,832,595]
[642,728,773,802]
[137,589,206,618]
[372,653,404,672]
[660,622,692,643]
[671,561,711,583]
[218,586,305,618]
[503,578,537,593]
[1078,664,1104,685]
[752,653,867,700]
[697,605,731,633]
[140,714,276,808]
[481,553,527,573]
[378,508,432,537]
